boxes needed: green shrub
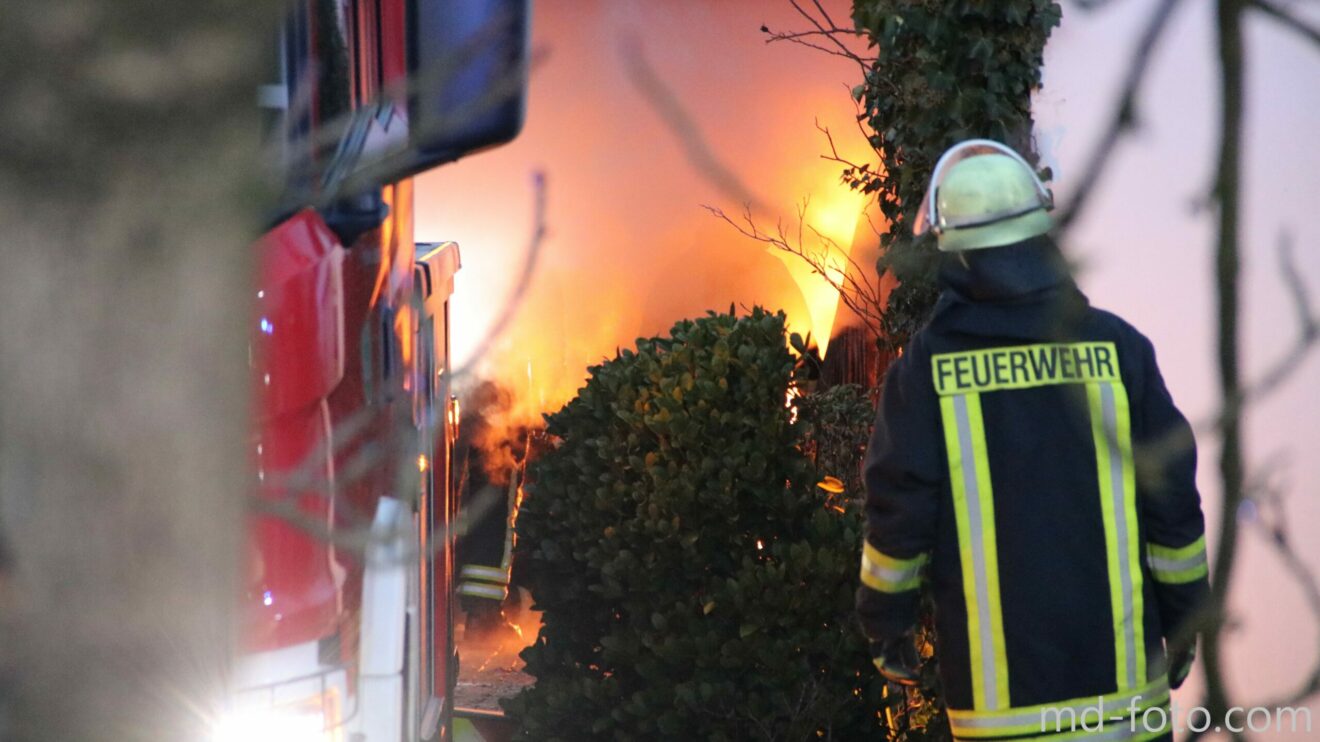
[792,383,875,499]
[795,375,952,742]
[506,308,890,740]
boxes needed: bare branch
[764,27,858,41]
[761,1,873,72]
[250,472,509,563]
[1180,233,1320,437]
[1244,465,1320,708]
[1240,233,1319,402]
[1201,1,1248,733]
[1055,0,1185,232]
[1071,0,1125,10]
[704,202,885,343]
[618,38,765,211]
[815,119,871,173]
[862,205,886,243]
[626,16,886,356]
[1126,237,1318,567]
[807,0,841,31]
[765,34,870,64]
[1249,0,1320,48]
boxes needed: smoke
[454,380,523,487]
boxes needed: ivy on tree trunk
[848,1,1063,350]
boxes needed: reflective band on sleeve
[948,678,1170,741]
[860,542,928,593]
[940,392,1010,711]
[1147,536,1209,584]
[1087,380,1146,692]
[458,582,509,601]
[461,564,512,585]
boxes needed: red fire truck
[219,2,530,740]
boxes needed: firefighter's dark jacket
[857,237,1209,739]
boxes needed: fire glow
[418,1,878,430]
[769,189,869,357]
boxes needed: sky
[417,1,1320,734]
[1036,3,1320,733]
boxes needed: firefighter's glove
[1168,644,1196,690]
[871,636,920,687]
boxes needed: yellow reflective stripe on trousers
[860,542,928,593]
[1087,381,1146,691]
[948,677,1169,739]
[955,716,1171,742]
[941,392,1010,711]
[458,582,508,601]
[1148,535,1209,584]
[461,564,512,584]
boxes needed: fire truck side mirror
[406,0,530,169]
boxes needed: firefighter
[857,140,1210,741]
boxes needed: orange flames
[464,587,543,675]
[446,186,872,432]
[417,2,879,430]
[770,188,871,356]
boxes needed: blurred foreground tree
[0,2,277,739]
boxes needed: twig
[764,27,858,41]
[762,1,873,72]
[1249,0,1320,48]
[815,119,872,174]
[1176,233,1320,443]
[618,38,765,211]
[251,464,509,563]
[629,12,886,351]
[1234,461,1320,708]
[765,33,870,65]
[1054,0,1185,232]
[1242,234,1319,402]
[1255,525,1320,705]
[704,202,885,344]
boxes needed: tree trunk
[0,2,277,739]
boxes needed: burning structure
[450,381,546,709]
[417,0,904,713]
[417,1,881,424]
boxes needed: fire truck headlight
[209,704,335,742]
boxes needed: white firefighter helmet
[913,139,1054,252]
